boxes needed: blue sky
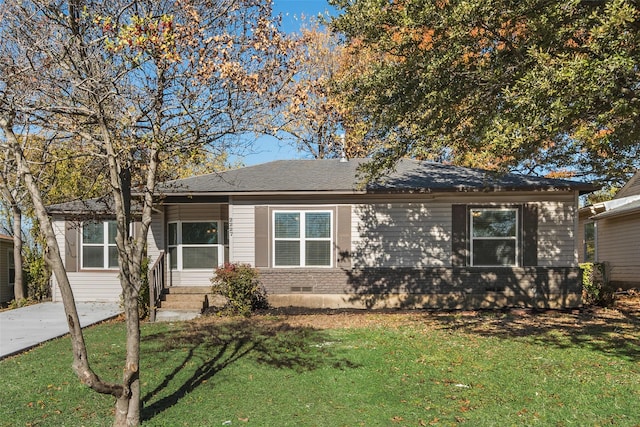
[234,0,337,166]
[274,0,336,34]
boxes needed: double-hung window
[470,208,518,266]
[168,221,228,270]
[273,211,332,267]
[82,221,118,269]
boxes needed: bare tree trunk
[114,286,141,427]
[11,204,24,300]
[0,116,128,407]
[0,167,25,300]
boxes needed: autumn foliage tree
[280,22,381,159]
[330,0,640,185]
[0,1,295,426]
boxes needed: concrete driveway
[0,302,122,359]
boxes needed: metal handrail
[148,250,165,322]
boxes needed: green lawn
[1,305,639,427]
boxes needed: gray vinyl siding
[596,214,640,286]
[536,200,577,267]
[577,214,589,263]
[351,194,577,268]
[615,171,640,199]
[230,193,578,270]
[351,202,451,268]
[165,203,228,222]
[49,190,581,301]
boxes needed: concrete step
[151,287,227,321]
[158,287,209,312]
[164,286,213,295]
[160,293,207,303]
[159,299,206,310]
[154,309,201,322]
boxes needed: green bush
[138,256,150,319]
[118,256,150,319]
[580,262,615,307]
[211,263,269,316]
[8,298,34,309]
[24,244,51,301]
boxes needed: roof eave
[155,185,586,197]
[592,205,640,220]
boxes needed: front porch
[148,251,223,322]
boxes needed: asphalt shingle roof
[48,159,595,214]
[157,158,595,194]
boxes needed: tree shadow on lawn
[140,317,358,422]
[432,296,640,362]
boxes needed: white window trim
[272,210,334,268]
[81,221,118,270]
[469,208,519,267]
[168,220,228,271]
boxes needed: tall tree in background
[283,23,381,159]
[282,24,343,158]
[330,0,640,185]
[0,148,25,300]
[0,1,294,426]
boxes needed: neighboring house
[47,159,595,309]
[578,171,640,290]
[0,234,15,304]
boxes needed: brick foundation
[258,267,582,309]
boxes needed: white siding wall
[597,214,640,285]
[147,210,164,264]
[51,218,122,303]
[229,200,255,264]
[167,270,216,287]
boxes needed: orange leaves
[460,19,527,67]
[391,30,404,45]
[545,169,576,179]
[418,28,436,51]
[497,19,528,43]
[388,27,437,51]
[595,127,614,138]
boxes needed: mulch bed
[198,292,640,333]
